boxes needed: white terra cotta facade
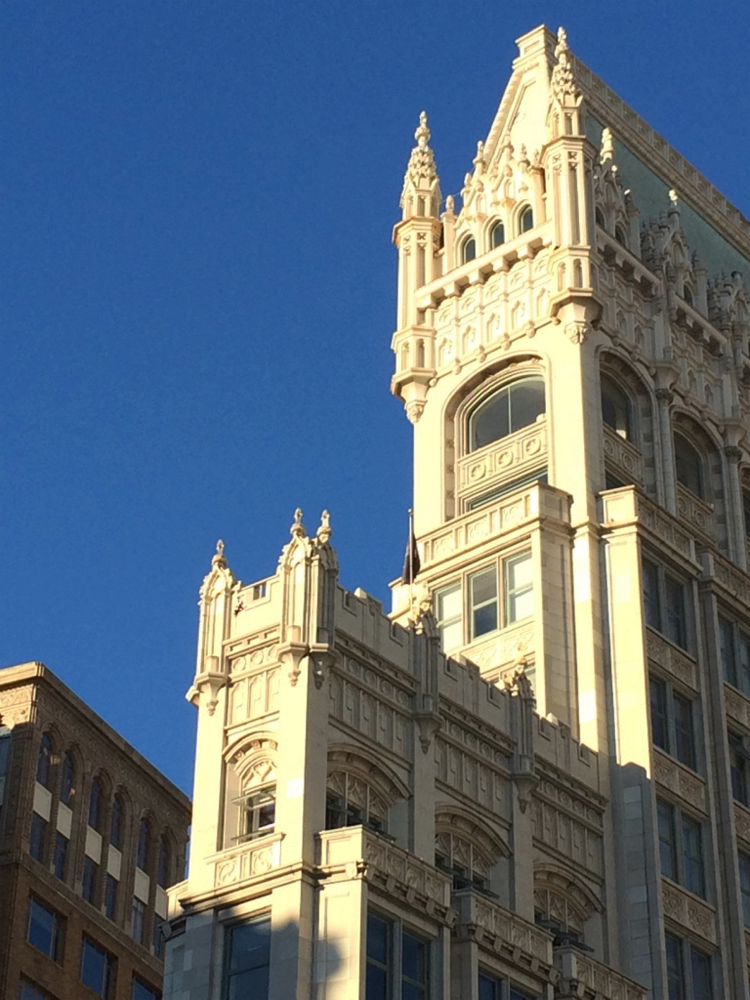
[164,24,750,1000]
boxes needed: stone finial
[212,539,227,567]
[290,508,306,539]
[669,188,679,206]
[316,509,332,545]
[402,110,439,204]
[415,110,430,148]
[550,25,580,106]
[445,194,455,215]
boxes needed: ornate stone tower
[165,24,750,1000]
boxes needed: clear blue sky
[2,1,748,797]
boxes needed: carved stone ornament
[551,26,581,105]
[405,400,426,424]
[565,321,589,344]
[404,111,438,189]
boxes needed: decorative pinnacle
[669,188,679,206]
[212,539,227,567]
[291,507,306,539]
[415,111,431,149]
[600,127,615,164]
[316,509,332,545]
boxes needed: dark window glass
[673,694,696,769]
[642,559,661,631]
[157,837,169,889]
[690,947,712,1000]
[366,914,390,1000]
[18,981,51,1000]
[683,284,694,307]
[665,934,684,1000]
[104,875,118,921]
[665,576,688,650]
[601,375,631,439]
[132,977,160,1000]
[240,792,276,842]
[479,974,499,1000]
[225,919,271,1000]
[88,778,103,831]
[682,815,705,896]
[29,813,47,862]
[131,898,145,944]
[674,434,704,499]
[36,735,52,788]
[470,566,498,638]
[730,733,750,806]
[490,222,505,249]
[60,753,74,806]
[462,237,476,264]
[650,678,669,752]
[720,617,737,687]
[80,937,114,998]
[110,795,123,849]
[657,801,677,882]
[743,490,750,539]
[82,857,97,903]
[402,931,428,1000]
[26,897,61,960]
[520,207,534,232]
[53,833,68,881]
[153,919,164,958]
[740,853,750,928]
[469,377,545,452]
[137,820,150,870]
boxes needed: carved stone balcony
[420,481,571,573]
[452,888,554,974]
[318,826,454,922]
[554,946,646,1000]
[602,425,643,487]
[456,419,548,509]
[676,483,715,542]
[208,832,284,891]
[661,879,716,946]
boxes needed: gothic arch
[434,802,510,862]
[598,349,656,494]
[672,408,727,548]
[534,862,602,932]
[327,742,410,804]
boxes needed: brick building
[0,662,191,1000]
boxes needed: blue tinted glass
[80,938,109,995]
[402,932,426,983]
[230,920,271,972]
[228,967,269,1000]
[132,979,159,1000]
[366,966,388,1000]
[479,974,498,1000]
[367,914,389,964]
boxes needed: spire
[400,111,442,220]
[548,26,584,137]
[212,538,227,568]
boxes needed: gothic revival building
[164,25,750,1000]
[0,662,190,1000]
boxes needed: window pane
[60,754,74,806]
[227,968,269,1000]
[53,834,68,881]
[508,379,545,434]
[649,677,669,752]
[740,632,750,697]
[673,695,695,769]
[665,934,684,1000]
[506,552,533,624]
[82,857,97,902]
[642,559,661,630]
[36,735,51,788]
[471,390,510,451]
[491,222,505,248]
[682,816,704,897]
[436,583,462,650]
[401,932,427,985]
[366,914,390,964]
[110,796,123,850]
[690,947,712,1000]
[470,567,498,638]
[740,853,750,927]
[80,938,112,997]
[601,376,631,439]
[229,920,272,972]
[720,618,736,687]
[479,974,499,1000]
[132,978,160,1000]
[18,982,50,1000]
[365,966,388,1000]
[105,875,118,920]
[674,435,704,498]
[88,779,102,830]
[462,238,476,263]
[131,897,145,944]
[137,820,150,869]
[26,898,59,959]
[29,814,46,862]
[665,576,687,649]
[657,801,676,881]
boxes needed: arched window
[137,818,150,870]
[468,376,545,452]
[36,734,52,788]
[600,375,631,440]
[683,284,694,307]
[60,753,75,806]
[110,794,123,850]
[88,777,103,831]
[615,226,628,247]
[519,206,534,233]
[461,237,477,264]
[490,221,505,249]
[595,208,605,228]
[157,836,170,889]
[674,434,704,499]
[326,772,387,833]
